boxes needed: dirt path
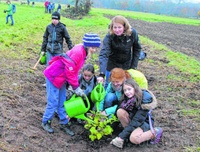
[0,17,199,152]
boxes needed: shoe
[150,127,163,144]
[60,124,75,136]
[110,137,124,148]
[11,24,14,26]
[41,121,54,133]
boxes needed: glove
[4,10,7,13]
[40,51,46,56]
[74,87,85,97]
[110,137,124,148]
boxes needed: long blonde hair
[109,15,132,36]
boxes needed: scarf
[121,96,136,111]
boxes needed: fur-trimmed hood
[141,89,157,110]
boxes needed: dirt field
[0,16,199,152]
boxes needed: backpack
[12,4,16,13]
[127,69,148,89]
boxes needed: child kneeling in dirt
[41,33,101,136]
[110,78,163,148]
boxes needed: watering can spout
[90,83,106,111]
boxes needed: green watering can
[90,83,106,111]
[64,94,92,122]
[39,53,46,65]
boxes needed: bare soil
[0,16,199,152]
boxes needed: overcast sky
[152,0,200,3]
[185,0,200,3]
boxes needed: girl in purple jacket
[41,33,101,136]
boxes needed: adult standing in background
[4,0,14,26]
[98,15,142,89]
[40,11,73,65]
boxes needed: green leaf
[89,134,96,141]
[84,124,91,130]
[90,127,98,134]
[104,126,113,135]
[96,133,103,140]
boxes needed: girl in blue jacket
[110,79,163,148]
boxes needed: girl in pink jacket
[41,33,101,136]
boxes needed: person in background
[41,33,101,135]
[44,0,49,13]
[57,3,61,13]
[78,63,98,110]
[110,78,162,148]
[51,3,55,13]
[32,1,35,7]
[40,11,73,66]
[4,0,14,26]
[98,15,142,89]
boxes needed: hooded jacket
[99,28,142,75]
[78,74,97,96]
[6,3,13,15]
[41,22,73,54]
[44,44,86,89]
[118,90,157,140]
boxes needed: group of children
[44,0,61,14]
[40,11,163,149]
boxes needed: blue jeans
[46,51,61,66]
[42,78,68,125]
[104,92,118,109]
[6,15,14,25]
[104,70,111,89]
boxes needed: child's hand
[97,77,104,83]
[74,87,85,97]
[100,111,107,116]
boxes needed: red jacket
[44,44,86,89]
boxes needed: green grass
[92,8,200,26]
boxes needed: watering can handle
[83,94,90,111]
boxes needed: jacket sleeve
[99,82,112,111]
[63,25,73,50]
[130,29,142,69]
[105,105,118,116]
[99,34,111,75]
[41,26,49,52]
[118,109,149,140]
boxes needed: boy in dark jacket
[40,11,73,65]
